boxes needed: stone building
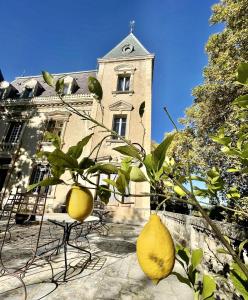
[0,32,154,222]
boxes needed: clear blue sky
[0,0,223,142]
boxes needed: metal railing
[0,142,19,152]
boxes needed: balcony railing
[0,142,19,152]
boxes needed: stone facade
[0,33,154,222]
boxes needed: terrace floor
[0,222,193,300]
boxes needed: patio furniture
[0,192,61,300]
[92,200,110,235]
[0,192,22,230]
[42,213,99,281]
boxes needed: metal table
[42,214,99,281]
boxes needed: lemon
[66,185,93,222]
[136,214,175,284]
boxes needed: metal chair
[0,191,61,299]
[91,200,110,236]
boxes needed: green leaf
[202,275,216,300]
[237,62,248,85]
[55,78,64,94]
[78,157,95,169]
[194,290,200,300]
[87,163,118,175]
[191,249,203,270]
[226,187,240,199]
[139,101,145,118]
[43,131,61,149]
[51,165,65,178]
[143,154,155,171]
[210,136,231,146]
[121,157,132,173]
[193,187,210,197]
[230,263,248,299]
[116,172,127,194]
[216,248,231,255]
[42,71,54,87]
[130,166,147,182]
[227,168,240,173]
[96,185,111,204]
[233,95,248,108]
[221,146,241,157]
[119,168,130,183]
[174,185,187,197]
[241,167,248,174]
[67,133,94,159]
[177,249,190,266]
[27,177,64,192]
[48,149,78,169]
[188,265,197,286]
[207,167,220,179]
[164,180,174,187]
[88,77,103,101]
[175,243,183,252]
[103,178,117,188]
[113,145,141,161]
[190,175,207,182]
[171,272,191,287]
[152,133,175,170]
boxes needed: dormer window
[23,87,34,98]
[63,76,78,95]
[63,83,71,95]
[0,81,17,100]
[22,79,44,98]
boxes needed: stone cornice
[98,54,155,63]
[0,94,93,108]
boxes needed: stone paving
[0,222,193,300]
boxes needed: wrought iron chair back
[0,191,60,299]
[0,192,22,221]
[91,199,110,235]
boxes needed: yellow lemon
[136,214,175,284]
[66,185,93,222]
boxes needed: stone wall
[157,211,248,264]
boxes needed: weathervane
[130,20,135,33]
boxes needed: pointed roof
[102,33,151,59]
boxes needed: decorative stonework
[114,64,136,75]
[109,100,133,112]
[44,110,71,121]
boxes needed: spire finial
[130,20,135,33]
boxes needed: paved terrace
[0,222,193,300]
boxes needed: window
[29,164,51,194]
[63,83,71,95]
[0,89,5,100]
[117,75,130,92]
[46,120,64,137]
[0,158,11,192]
[22,87,34,98]
[112,116,126,139]
[5,122,23,143]
[0,169,8,192]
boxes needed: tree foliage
[171,0,248,201]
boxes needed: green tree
[175,0,248,199]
